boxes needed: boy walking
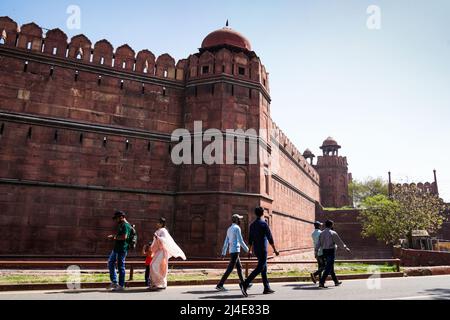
[143,242,153,287]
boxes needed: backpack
[127,224,138,251]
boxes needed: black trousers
[218,253,245,286]
[320,248,339,285]
[145,265,150,287]
[313,256,326,278]
[244,252,270,290]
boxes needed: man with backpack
[107,210,137,292]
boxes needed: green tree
[359,185,446,245]
[349,177,389,208]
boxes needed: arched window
[163,70,168,78]
[233,168,247,192]
[0,38,5,45]
[27,41,32,50]
[190,215,205,241]
[193,167,208,188]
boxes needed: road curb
[0,272,404,292]
[405,266,450,277]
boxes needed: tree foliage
[349,177,389,208]
[359,185,446,245]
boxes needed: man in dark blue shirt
[240,207,279,297]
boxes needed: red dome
[202,27,252,51]
[322,137,339,147]
[320,137,342,151]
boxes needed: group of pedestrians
[217,211,351,296]
[106,208,350,295]
[217,207,280,296]
[311,220,351,288]
[107,211,186,292]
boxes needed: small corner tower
[303,149,315,165]
[315,137,351,208]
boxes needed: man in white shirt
[310,221,325,284]
[216,214,249,292]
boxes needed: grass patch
[323,207,355,211]
[0,263,400,285]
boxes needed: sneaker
[318,284,327,289]
[216,285,227,292]
[335,281,343,287]
[112,286,125,292]
[108,283,118,291]
[239,283,248,297]
[263,289,275,295]
[310,273,317,284]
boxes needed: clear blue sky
[1,0,449,200]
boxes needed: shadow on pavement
[198,294,253,300]
[183,290,227,295]
[420,288,450,300]
[45,288,155,295]
[284,284,330,291]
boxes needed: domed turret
[303,149,315,165]
[320,137,341,156]
[201,23,252,51]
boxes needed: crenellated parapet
[389,171,440,197]
[270,119,319,183]
[0,16,17,46]
[0,16,272,100]
[392,182,438,195]
[316,155,349,167]
[0,16,185,81]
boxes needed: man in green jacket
[107,210,132,291]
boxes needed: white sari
[150,228,186,288]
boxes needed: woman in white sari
[149,218,186,289]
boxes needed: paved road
[1,276,450,300]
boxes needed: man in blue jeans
[240,207,279,297]
[107,210,132,292]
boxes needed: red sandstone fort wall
[0,16,320,258]
[0,184,175,255]
[269,123,320,254]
